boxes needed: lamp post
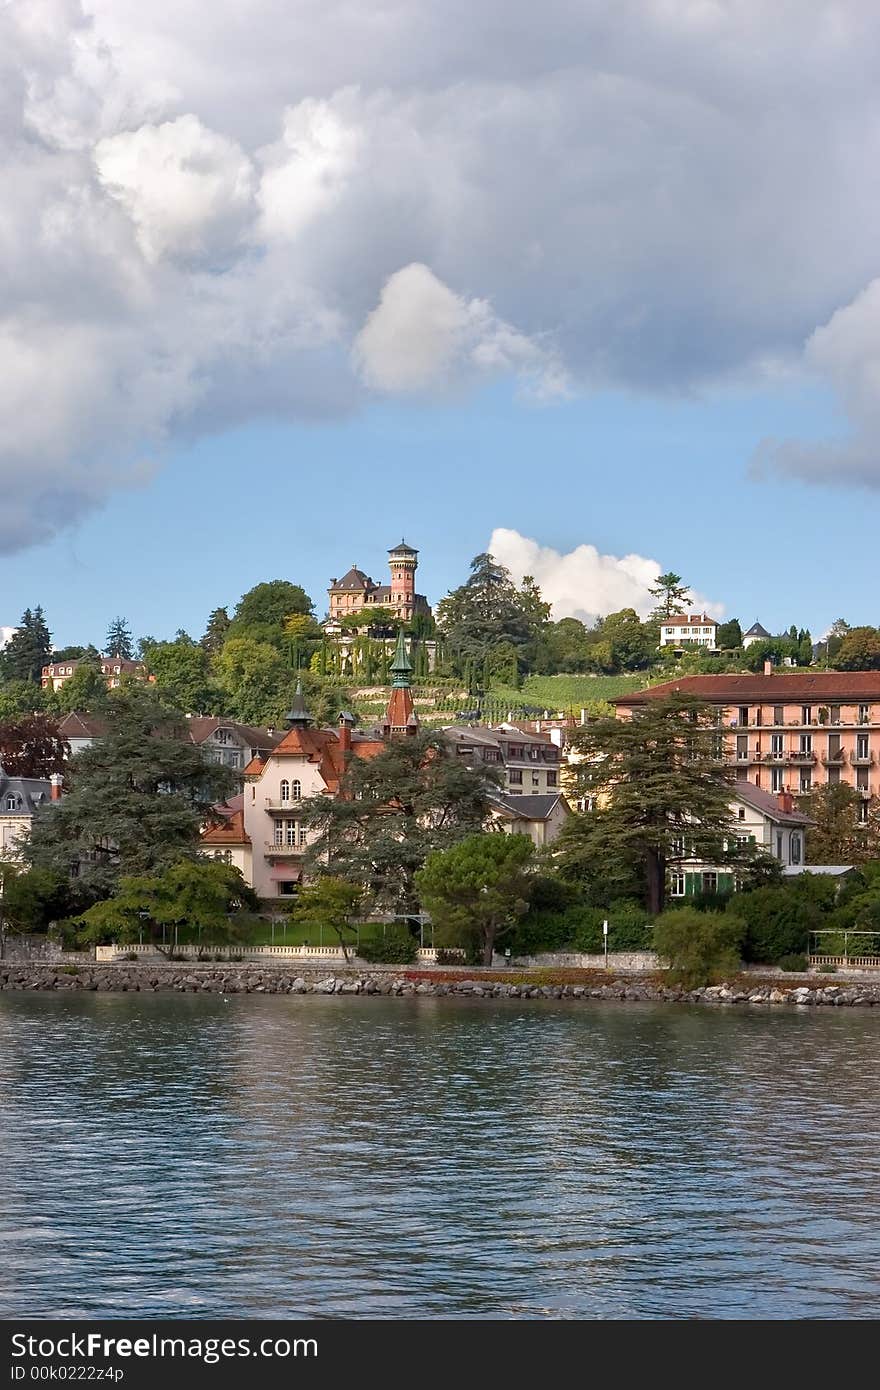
[603,918,609,971]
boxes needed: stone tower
[388,539,418,620]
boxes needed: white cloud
[353,263,567,397]
[0,626,18,650]
[489,527,723,626]
[4,0,880,547]
[95,115,255,263]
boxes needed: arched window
[280,779,290,803]
[292,779,302,800]
[5,795,17,811]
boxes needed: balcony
[857,785,874,798]
[788,751,817,764]
[851,753,874,767]
[265,797,302,812]
[265,841,305,856]
[821,749,846,766]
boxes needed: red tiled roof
[268,725,383,792]
[614,672,880,705]
[200,808,251,846]
[660,614,716,627]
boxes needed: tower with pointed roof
[383,627,419,735]
[285,679,313,728]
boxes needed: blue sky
[4,2,880,649]
[1,376,864,649]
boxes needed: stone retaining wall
[2,962,879,1008]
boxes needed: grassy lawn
[488,673,647,711]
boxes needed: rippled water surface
[1,992,879,1319]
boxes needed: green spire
[390,628,412,688]
[285,678,312,726]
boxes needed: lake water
[1,992,878,1320]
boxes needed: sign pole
[603,918,608,971]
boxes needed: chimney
[50,773,63,802]
[777,790,794,814]
[764,659,773,675]
[338,712,352,755]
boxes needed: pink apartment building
[613,673,880,821]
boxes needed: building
[487,791,572,846]
[42,657,149,691]
[613,672,880,817]
[658,613,718,649]
[669,782,813,899]
[199,794,253,882]
[742,621,772,649]
[0,768,62,861]
[56,712,283,771]
[327,540,431,626]
[441,722,562,796]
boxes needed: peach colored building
[613,673,880,822]
[327,539,431,625]
[42,657,149,691]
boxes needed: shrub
[434,948,466,965]
[730,883,826,963]
[777,953,808,973]
[357,927,417,965]
[818,963,837,974]
[652,908,745,988]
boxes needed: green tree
[716,618,743,649]
[24,688,235,899]
[229,580,314,647]
[730,879,832,963]
[71,860,258,951]
[200,607,232,655]
[53,658,109,714]
[596,608,657,671]
[562,694,757,915]
[0,680,46,719]
[301,731,499,912]
[104,617,134,660]
[436,553,539,676]
[1,607,52,684]
[652,907,745,987]
[834,626,880,671]
[801,783,880,863]
[648,572,692,619]
[143,638,217,714]
[0,715,68,778]
[214,636,291,725]
[289,877,363,961]
[0,861,85,936]
[416,832,535,965]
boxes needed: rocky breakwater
[1,963,880,1007]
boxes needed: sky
[3,1,880,648]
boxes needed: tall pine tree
[0,607,52,683]
[104,616,134,659]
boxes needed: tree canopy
[416,831,535,965]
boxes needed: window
[738,807,746,820]
[857,734,869,760]
[670,836,685,857]
[215,729,230,744]
[828,766,840,786]
[285,820,297,846]
[859,704,870,724]
[776,832,783,858]
[298,826,307,847]
[278,881,298,896]
[547,771,557,787]
[736,734,748,760]
[5,795,18,811]
[799,770,812,793]
[773,705,784,725]
[858,800,870,824]
[702,872,718,894]
[857,767,869,790]
[738,706,749,725]
[274,824,284,846]
[771,768,784,792]
[291,779,301,800]
[831,705,841,724]
[280,779,290,803]
[801,706,812,725]
[509,769,523,785]
[669,872,685,897]
[771,734,783,754]
[799,734,812,753]
[790,834,802,865]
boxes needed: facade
[488,792,572,847]
[669,781,812,899]
[614,672,880,818]
[42,657,148,691]
[658,613,718,649]
[327,540,431,626]
[199,795,253,882]
[0,768,62,861]
[442,723,562,796]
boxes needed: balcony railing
[265,797,303,811]
[265,841,306,855]
[788,751,816,764]
[851,754,874,766]
[821,749,846,766]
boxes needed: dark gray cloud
[3,0,880,551]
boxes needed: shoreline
[2,962,880,1008]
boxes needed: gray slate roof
[0,770,53,815]
[489,792,568,821]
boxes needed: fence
[95,944,443,964]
